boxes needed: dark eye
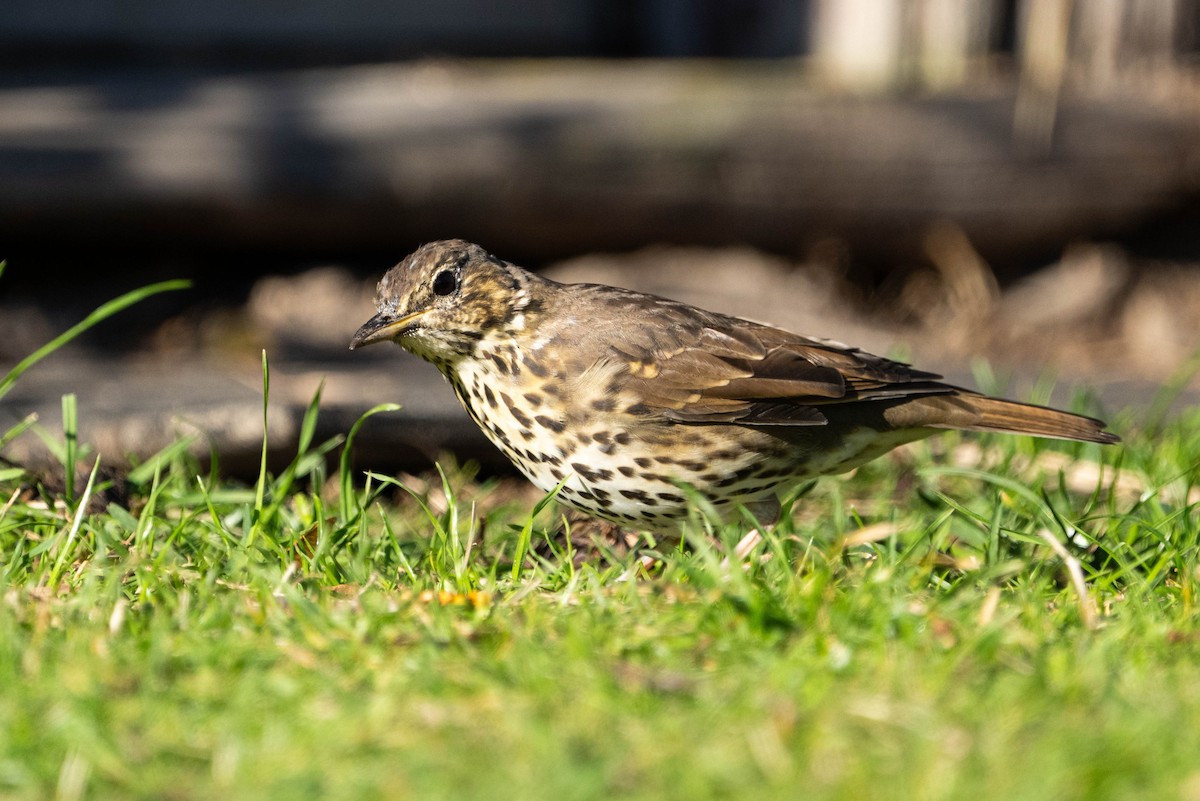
[432,270,458,297]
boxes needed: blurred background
[2,0,1199,475]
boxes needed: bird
[351,240,1118,530]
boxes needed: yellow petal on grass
[419,589,494,608]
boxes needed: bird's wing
[560,284,1115,443]
[614,314,953,426]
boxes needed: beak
[349,310,427,350]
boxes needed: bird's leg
[545,512,663,575]
[719,497,779,567]
[732,529,765,560]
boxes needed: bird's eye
[432,270,458,297]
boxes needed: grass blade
[247,350,271,547]
[0,279,190,402]
[62,393,78,504]
[45,455,101,589]
[0,412,39,452]
[338,404,402,523]
[126,435,200,486]
[511,478,567,581]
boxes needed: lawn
[2,276,1199,800]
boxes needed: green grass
[2,279,1199,800]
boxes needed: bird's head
[350,240,534,366]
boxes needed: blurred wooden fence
[812,0,1192,91]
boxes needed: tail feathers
[898,394,1120,444]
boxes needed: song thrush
[351,240,1118,529]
